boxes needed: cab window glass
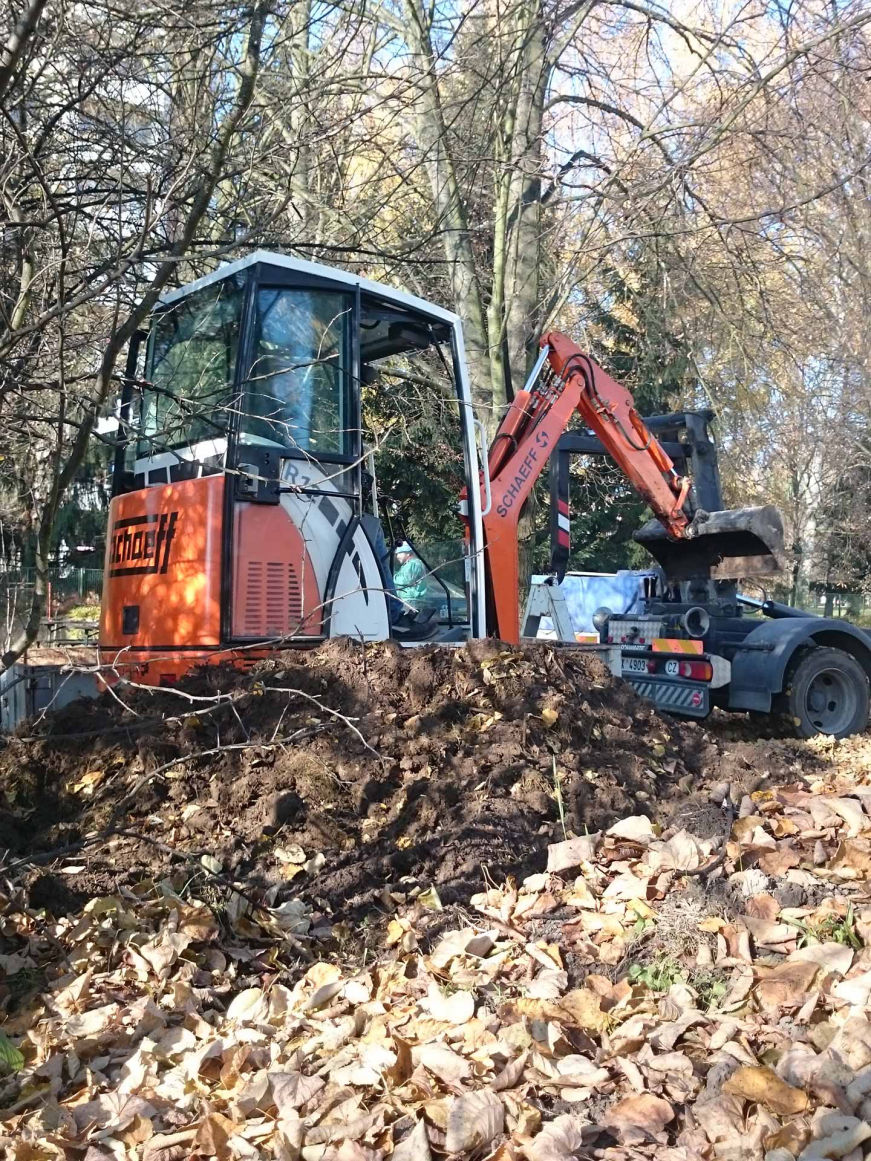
[243,289,352,457]
[141,277,243,451]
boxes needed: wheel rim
[804,667,858,735]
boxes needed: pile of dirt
[0,639,821,917]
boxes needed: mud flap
[634,504,784,580]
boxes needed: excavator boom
[543,334,693,538]
[478,331,785,642]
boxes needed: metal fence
[0,567,103,651]
[0,567,104,606]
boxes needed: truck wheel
[782,647,869,739]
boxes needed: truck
[541,411,871,738]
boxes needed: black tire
[780,646,870,739]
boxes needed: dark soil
[0,639,826,918]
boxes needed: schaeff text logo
[109,512,178,577]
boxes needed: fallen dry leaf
[271,1071,325,1113]
[421,983,475,1024]
[444,1090,504,1153]
[757,846,801,875]
[826,797,866,836]
[607,815,655,842]
[525,1114,588,1161]
[831,969,871,1010]
[226,987,270,1024]
[798,1111,871,1160]
[723,1065,809,1116]
[194,1112,236,1161]
[788,943,854,976]
[546,835,598,873]
[755,961,819,1010]
[70,768,104,796]
[554,988,609,1032]
[605,1092,674,1144]
[412,1043,471,1085]
[392,1118,431,1161]
[648,829,702,871]
[764,1121,810,1156]
[828,839,871,876]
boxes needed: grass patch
[785,905,863,951]
[627,956,684,992]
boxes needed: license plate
[623,657,648,674]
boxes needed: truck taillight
[680,660,712,681]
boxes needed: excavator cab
[100,253,487,682]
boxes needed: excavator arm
[474,331,784,642]
[544,334,694,539]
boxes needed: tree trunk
[504,0,548,395]
[401,0,492,417]
[0,0,271,673]
[1,511,51,668]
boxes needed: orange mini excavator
[105,252,850,731]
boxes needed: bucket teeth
[634,505,785,580]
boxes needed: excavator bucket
[634,504,785,581]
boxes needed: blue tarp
[530,570,655,637]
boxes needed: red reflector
[679,660,712,681]
[647,660,657,673]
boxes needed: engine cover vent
[232,502,320,640]
[242,560,302,637]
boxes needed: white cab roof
[159,250,460,326]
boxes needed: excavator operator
[393,542,428,612]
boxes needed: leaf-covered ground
[2,642,871,1159]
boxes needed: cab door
[227,270,390,643]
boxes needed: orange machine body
[480,382,583,644]
[100,474,225,653]
[230,500,322,640]
[100,474,325,685]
